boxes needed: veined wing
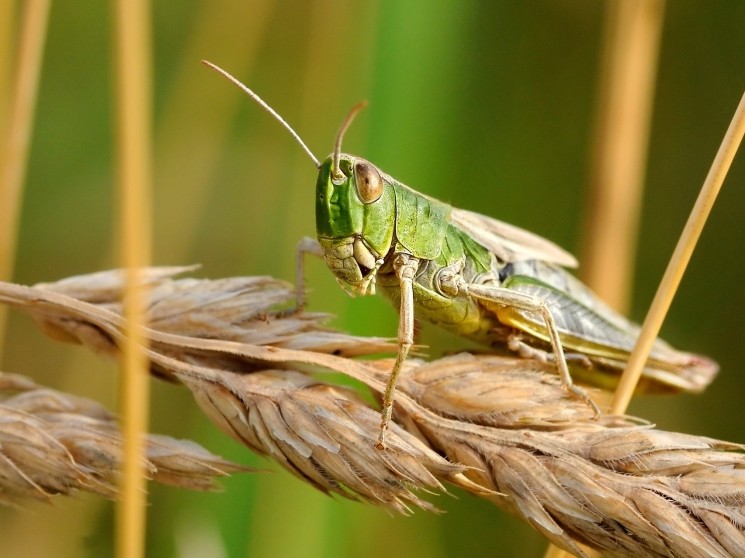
[496,276,712,374]
[475,267,718,394]
[450,208,578,268]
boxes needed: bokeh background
[1,1,744,557]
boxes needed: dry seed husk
[0,372,246,504]
[0,268,742,557]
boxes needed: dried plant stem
[611,90,745,415]
[0,0,50,359]
[113,2,153,558]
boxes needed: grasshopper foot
[567,383,601,418]
[375,427,388,451]
[507,335,600,417]
[276,299,306,319]
[376,407,393,450]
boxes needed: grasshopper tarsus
[568,384,602,418]
[375,406,392,450]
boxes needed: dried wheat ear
[0,268,742,558]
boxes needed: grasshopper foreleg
[376,252,419,450]
[292,236,324,312]
[463,283,601,416]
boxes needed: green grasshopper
[204,62,718,449]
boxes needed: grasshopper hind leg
[465,282,601,417]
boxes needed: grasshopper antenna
[332,100,368,182]
[202,60,320,168]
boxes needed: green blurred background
[2,1,745,557]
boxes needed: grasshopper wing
[450,208,578,268]
[495,275,719,393]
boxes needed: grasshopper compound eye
[354,161,383,203]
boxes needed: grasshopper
[204,62,718,449]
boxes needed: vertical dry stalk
[0,0,50,359]
[580,0,664,313]
[113,1,153,557]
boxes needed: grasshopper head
[315,155,395,292]
[200,64,394,292]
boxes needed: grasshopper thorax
[316,154,396,293]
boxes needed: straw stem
[0,0,50,359]
[113,1,153,557]
[610,90,745,414]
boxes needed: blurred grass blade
[113,1,153,557]
[580,0,665,314]
[0,0,50,360]
[153,0,274,263]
